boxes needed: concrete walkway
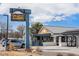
[38,46,79,55]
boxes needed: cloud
[0,3,79,23]
[31,14,52,22]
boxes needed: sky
[0,3,79,30]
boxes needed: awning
[33,33,51,37]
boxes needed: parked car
[1,39,25,48]
[1,38,9,47]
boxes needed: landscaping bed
[0,50,79,56]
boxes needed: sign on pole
[10,8,31,49]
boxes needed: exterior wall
[44,36,67,46]
[75,36,79,47]
[42,41,67,46]
[42,35,68,46]
[43,42,56,46]
[38,26,79,47]
[58,36,67,47]
[61,42,67,47]
[38,28,49,34]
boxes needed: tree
[30,22,43,34]
[30,22,43,46]
[0,22,7,39]
[17,25,25,38]
[13,32,22,38]
[0,22,13,39]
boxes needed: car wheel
[2,45,5,47]
[21,44,25,48]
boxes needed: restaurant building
[33,26,79,47]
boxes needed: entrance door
[67,36,76,47]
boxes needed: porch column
[53,36,56,45]
[75,36,79,48]
[59,36,62,46]
[39,36,43,46]
[64,36,67,46]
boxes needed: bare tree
[0,22,7,39]
[17,24,25,38]
[0,22,13,39]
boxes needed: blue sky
[0,3,79,31]
[45,13,79,27]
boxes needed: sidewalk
[38,46,79,55]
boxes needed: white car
[1,39,25,48]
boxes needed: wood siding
[38,28,49,34]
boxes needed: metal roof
[62,29,79,35]
[42,26,79,34]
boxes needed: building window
[61,36,65,42]
[43,37,53,42]
[50,37,54,42]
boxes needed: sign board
[10,8,31,21]
[11,14,25,21]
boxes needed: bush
[8,43,17,51]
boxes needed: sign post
[10,8,31,49]
[25,14,30,49]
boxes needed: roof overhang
[33,33,51,37]
[62,30,79,35]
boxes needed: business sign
[11,14,25,21]
[10,8,31,21]
[10,8,31,49]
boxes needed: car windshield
[11,40,21,43]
